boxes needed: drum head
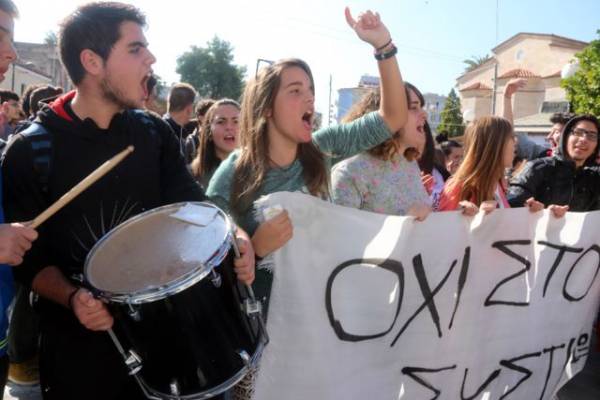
[84,202,232,303]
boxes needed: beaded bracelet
[375,38,393,52]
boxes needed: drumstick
[29,146,134,229]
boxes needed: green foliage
[176,37,247,100]
[437,88,465,137]
[44,31,57,47]
[562,30,600,116]
[463,55,492,73]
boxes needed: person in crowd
[502,77,567,161]
[29,85,63,116]
[0,89,20,140]
[508,114,600,212]
[501,77,527,126]
[12,86,64,140]
[20,84,43,119]
[420,124,449,210]
[207,8,408,315]
[331,84,430,219]
[163,82,197,153]
[439,139,463,176]
[5,83,61,387]
[2,3,254,399]
[0,0,40,394]
[438,116,565,217]
[6,86,63,390]
[184,98,215,163]
[190,99,240,189]
[546,112,575,156]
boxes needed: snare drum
[84,202,266,399]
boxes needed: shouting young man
[2,3,253,399]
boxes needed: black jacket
[508,115,600,211]
[507,156,600,211]
[2,92,205,287]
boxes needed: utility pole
[10,63,15,91]
[328,74,333,126]
[491,63,499,115]
[491,0,500,115]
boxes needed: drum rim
[83,201,234,304]
[133,341,265,400]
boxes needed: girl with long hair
[439,116,516,213]
[419,122,450,210]
[207,8,409,311]
[331,83,430,218]
[190,99,240,188]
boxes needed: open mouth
[302,110,314,130]
[141,72,152,100]
[416,124,425,134]
[223,134,236,144]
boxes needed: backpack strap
[19,122,53,195]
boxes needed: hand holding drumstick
[29,146,135,228]
[0,146,134,267]
[29,146,134,332]
[0,223,38,266]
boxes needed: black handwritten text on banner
[253,192,600,400]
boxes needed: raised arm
[345,8,407,132]
[502,78,527,125]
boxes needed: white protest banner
[253,192,600,400]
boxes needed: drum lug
[125,350,143,376]
[236,349,251,367]
[242,298,262,316]
[127,303,141,322]
[243,286,270,345]
[169,379,180,396]
[210,269,222,288]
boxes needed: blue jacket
[0,175,14,357]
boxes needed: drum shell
[110,250,260,397]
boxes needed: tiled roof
[460,82,492,91]
[542,70,561,78]
[498,69,540,79]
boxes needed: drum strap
[10,111,160,199]
[17,121,53,196]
